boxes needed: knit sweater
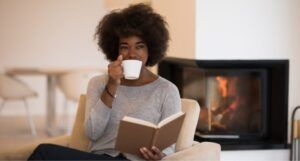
[84,75,181,161]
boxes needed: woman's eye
[136,45,145,49]
[120,46,128,50]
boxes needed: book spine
[151,129,159,148]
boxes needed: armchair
[0,95,221,161]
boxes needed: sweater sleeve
[160,82,182,156]
[84,75,112,141]
[161,83,181,120]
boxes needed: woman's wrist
[105,78,119,99]
[108,76,120,86]
[105,85,116,99]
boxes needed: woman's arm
[84,76,112,141]
[84,55,123,141]
[161,83,181,120]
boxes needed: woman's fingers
[110,55,123,67]
[107,55,124,83]
[151,146,166,158]
[144,147,155,158]
[117,54,123,61]
[140,147,151,160]
[108,64,123,75]
[140,147,166,161]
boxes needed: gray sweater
[84,75,181,161]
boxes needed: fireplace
[158,57,289,150]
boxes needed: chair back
[58,70,104,102]
[176,98,200,152]
[0,74,36,99]
[69,95,90,151]
[69,95,200,152]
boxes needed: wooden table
[6,67,104,136]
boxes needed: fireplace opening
[183,68,268,140]
[158,57,289,150]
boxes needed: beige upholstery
[0,73,38,136]
[68,95,89,151]
[176,98,201,152]
[0,95,221,161]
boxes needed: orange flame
[216,76,228,97]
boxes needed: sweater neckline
[119,76,162,89]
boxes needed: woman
[28,3,181,161]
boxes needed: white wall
[196,0,300,160]
[152,0,195,59]
[0,0,109,115]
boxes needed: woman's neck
[120,67,158,86]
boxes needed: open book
[115,111,185,155]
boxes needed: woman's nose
[128,48,138,59]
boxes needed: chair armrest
[163,141,221,161]
[0,134,70,161]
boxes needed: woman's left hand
[140,146,166,161]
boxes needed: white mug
[122,59,142,80]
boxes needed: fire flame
[216,76,228,97]
[216,76,239,110]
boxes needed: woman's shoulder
[88,74,108,87]
[157,76,179,92]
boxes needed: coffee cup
[122,59,142,80]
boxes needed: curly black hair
[94,3,169,66]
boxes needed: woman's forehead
[119,36,145,44]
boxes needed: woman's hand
[140,146,166,161]
[107,54,124,85]
[101,55,123,107]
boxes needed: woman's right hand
[107,55,124,86]
[101,55,124,107]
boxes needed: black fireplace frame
[158,57,289,150]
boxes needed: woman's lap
[28,143,129,161]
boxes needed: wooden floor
[0,115,67,151]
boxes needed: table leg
[45,75,64,136]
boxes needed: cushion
[69,95,90,151]
[175,99,200,152]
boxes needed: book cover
[115,112,185,155]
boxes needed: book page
[153,112,185,150]
[116,112,185,155]
[158,111,184,128]
[115,117,157,155]
[122,116,157,128]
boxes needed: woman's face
[118,36,148,66]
